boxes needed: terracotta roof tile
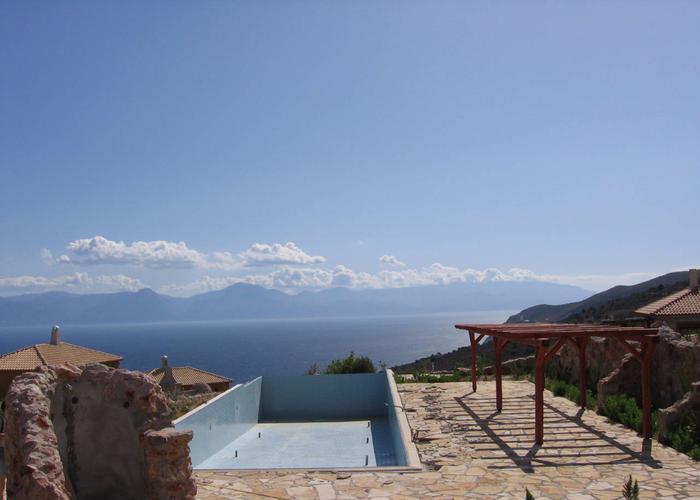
[636,288,700,317]
[147,366,231,387]
[0,342,122,371]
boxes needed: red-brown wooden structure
[454,323,660,444]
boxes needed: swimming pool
[174,370,420,470]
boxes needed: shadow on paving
[453,393,661,473]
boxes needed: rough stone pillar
[3,367,73,500]
[143,428,197,499]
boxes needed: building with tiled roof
[0,326,122,398]
[636,269,700,332]
[147,356,232,393]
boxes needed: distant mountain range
[506,271,689,324]
[0,281,589,326]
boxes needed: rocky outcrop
[597,328,700,409]
[3,363,196,500]
[657,382,700,437]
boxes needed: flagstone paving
[195,380,700,499]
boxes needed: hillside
[506,271,689,324]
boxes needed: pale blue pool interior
[175,372,415,469]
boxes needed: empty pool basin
[174,370,420,470]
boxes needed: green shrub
[660,414,700,461]
[622,475,639,500]
[324,352,376,374]
[602,394,645,433]
[545,377,595,410]
[525,487,535,500]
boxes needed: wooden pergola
[454,323,660,444]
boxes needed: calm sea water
[0,311,513,383]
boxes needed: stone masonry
[3,363,196,500]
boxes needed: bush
[394,370,467,384]
[660,413,700,461]
[324,352,376,374]
[545,378,595,410]
[602,394,644,433]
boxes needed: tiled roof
[0,342,123,371]
[147,366,232,387]
[636,288,700,317]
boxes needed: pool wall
[176,377,262,467]
[175,370,420,470]
[259,373,389,421]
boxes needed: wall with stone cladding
[3,363,196,500]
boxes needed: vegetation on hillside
[508,272,688,324]
[563,281,688,324]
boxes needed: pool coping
[176,371,423,472]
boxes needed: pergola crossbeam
[455,322,659,444]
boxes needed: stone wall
[3,363,196,499]
[597,327,700,409]
[657,381,700,438]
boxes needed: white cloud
[55,236,242,270]
[61,236,208,268]
[239,242,326,267]
[379,255,406,267]
[0,273,145,295]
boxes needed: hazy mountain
[0,280,589,326]
[506,271,689,324]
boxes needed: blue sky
[1,1,698,296]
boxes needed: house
[0,326,123,399]
[636,269,700,333]
[147,356,232,393]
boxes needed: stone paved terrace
[195,380,700,499]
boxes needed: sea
[0,310,514,383]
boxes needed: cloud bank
[159,264,551,296]
[0,273,145,294]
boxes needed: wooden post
[641,338,655,439]
[577,338,588,409]
[535,342,545,444]
[469,331,477,392]
[495,338,503,412]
